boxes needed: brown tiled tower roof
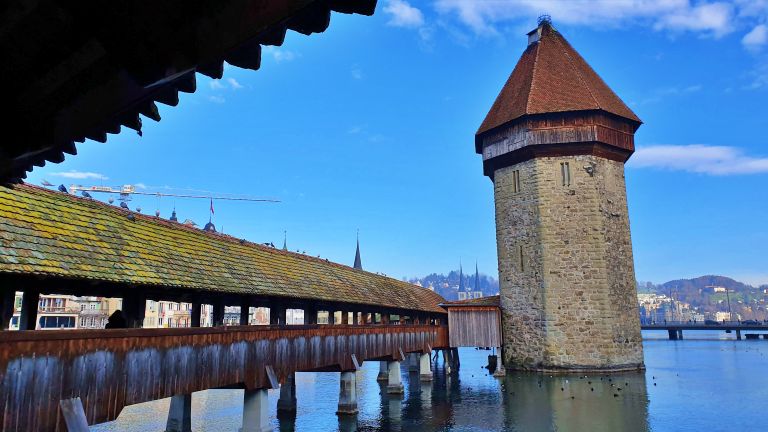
[477,21,640,136]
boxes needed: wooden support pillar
[240,301,251,326]
[339,310,350,325]
[376,361,388,381]
[190,302,201,328]
[352,311,360,325]
[242,388,270,432]
[386,361,404,394]
[122,293,146,328]
[19,289,39,331]
[165,394,192,432]
[668,329,678,340]
[381,312,390,325]
[336,371,358,415]
[277,373,297,415]
[270,304,286,326]
[304,305,317,325]
[408,352,419,372]
[210,299,225,327]
[736,329,742,340]
[360,312,369,325]
[493,346,506,377]
[59,398,89,432]
[0,289,16,330]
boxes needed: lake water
[94,330,768,431]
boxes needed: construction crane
[63,184,280,204]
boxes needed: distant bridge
[641,321,768,340]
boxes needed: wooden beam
[19,289,39,330]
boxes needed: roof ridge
[554,30,601,111]
[525,40,541,115]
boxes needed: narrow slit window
[519,245,524,271]
[512,170,521,193]
[561,162,571,186]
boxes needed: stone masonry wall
[495,155,644,371]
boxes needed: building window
[560,162,571,186]
[512,170,521,193]
[519,245,525,271]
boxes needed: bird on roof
[81,191,92,199]
[120,201,129,210]
[41,180,54,187]
[58,184,68,193]
[127,214,135,221]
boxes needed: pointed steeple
[282,231,287,251]
[458,261,465,291]
[475,261,480,291]
[353,231,362,270]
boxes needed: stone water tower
[476,18,644,371]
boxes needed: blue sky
[27,0,768,285]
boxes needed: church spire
[475,261,480,291]
[282,230,287,251]
[353,231,362,270]
[459,260,465,291]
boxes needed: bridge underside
[0,324,448,431]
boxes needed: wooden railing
[0,324,448,431]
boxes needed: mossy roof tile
[0,184,445,313]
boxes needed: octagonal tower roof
[476,20,641,140]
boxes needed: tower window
[512,170,521,193]
[519,245,524,271]
[560,162,571,186]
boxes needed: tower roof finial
[537,14,551,26]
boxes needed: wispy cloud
[227,78,243,89]
[263,46,299,63]
[384,0,425,28]
[209,80,225,90]
[347,125,365,134]
[134,183,147,189]
[434,0,738,38]
[635,84,702,105]
[743,24,768,50]
[208,95,226,104]
[629,144,768,175]
[351,66,363,80]
[51,170,109,180]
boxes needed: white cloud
[434,0,737,38]
[347,125,365,134]
[636,84,702,105]
[351,66,363,80]
[208,95,226,104]
[384,0,425,28]
[134,183,147,189]
[51,170,108,180]
[227,78,244,89]
[209,80,224,90]
[629,144,768,175]
[263,46,299,63]
[743,24,768,50]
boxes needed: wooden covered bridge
[0,184,452,431]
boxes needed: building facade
[476,19,644,371]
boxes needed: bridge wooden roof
[1,0,376,183]
[476,21,640,139]
[0,184,446,314]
